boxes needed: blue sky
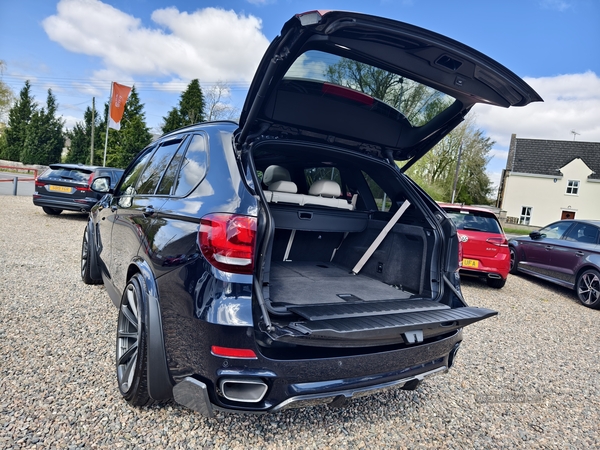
[1,0,599,188]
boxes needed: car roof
[48,163,120,171]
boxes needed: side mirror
[91,176,111,193]
[529,231,543,240]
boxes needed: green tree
[101,86,152,167]
[65,105,100,164]
[0,60,15,124]
[406,117,494,204]
[162,79,205,133]
[22,89,65,165]
[3,80,35,161]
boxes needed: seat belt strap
[352,200,411,275]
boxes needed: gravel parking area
[1,195,599,449]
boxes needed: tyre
[576,269,600,309]
[81,224,102,285]
[509,246,519,275]
[486,277,506,289]
[116,273,154,406]
[42,206,62,215]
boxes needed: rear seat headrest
[263,165,291,186]
[309,180,341,198]
[269,180,297,194]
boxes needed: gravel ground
[1,195,599,449]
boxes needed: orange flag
[108,82,132,130]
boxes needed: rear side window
[362,171,391,212]
[564,223,599,244]
[173,134,209,197]
[136,138,185,195]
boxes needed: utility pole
[90,97,95,165]
[451,144,463,204]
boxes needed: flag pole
[103,82,113,167]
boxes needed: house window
[566,180,580,195]
[520,206,532,225]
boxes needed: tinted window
[137,138,184,195]
[564,223,599,244]
[156,136,189,195]
[539,221,572,239]
[43,167,91,183]
[362,171,391,212]
[173,134,209,197]
[445,209,502,234]
[116,147,155,207]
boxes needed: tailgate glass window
[284,50,455,127]
[446,210,502,234]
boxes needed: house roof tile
[507,137,600,180]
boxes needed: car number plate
[48,185,72,193]
[462,258,479,268]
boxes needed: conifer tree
[162,79,205,133]
[3,80,35,161]
[22,89,65,165]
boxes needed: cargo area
[261,203,435,314]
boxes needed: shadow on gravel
[460,273,581,307]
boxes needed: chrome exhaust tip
[487,273,502,279]
[219,378,268,403]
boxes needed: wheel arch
[128,258,174,401]
[574,264,600,287]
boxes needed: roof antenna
[571,130,580,141]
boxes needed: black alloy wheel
[81,224,101,285]
[486,277,506,289]
[576,269,600,309]
[116,273,154,406]
[42,206,62,215]
[509,247,519,275]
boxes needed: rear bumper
[166,325,463,415]
[33,195,97,212]
[460,254,509,280]
[173,363,451,417]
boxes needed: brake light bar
[199,213,257,274]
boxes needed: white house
[497,135,600,227]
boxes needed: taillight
[35,180,45,188]
[211,346,257,359]
[458,236,463,267]
[486,237,508,247]
[76,173,94,192]
[199,213,257,274]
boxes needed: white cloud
[539,0,572,12]
[42,0,270,83]
[473,71,600,147]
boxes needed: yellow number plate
[462,258,479,268]
[48,185,72,193]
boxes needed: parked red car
[440,204,510,288]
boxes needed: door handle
[143,206,155,217]
[575,251,585,257]
[545,245,553,250]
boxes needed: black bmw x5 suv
[81,11,541,415]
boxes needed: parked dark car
[81,10,540,415]
[440,204,510,289]
[509,220,600,309]
[33,164,123,215]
